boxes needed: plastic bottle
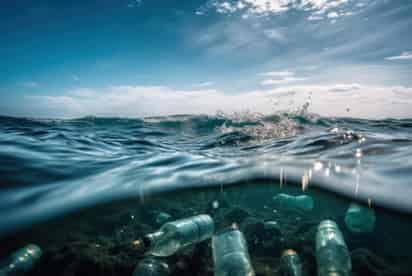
[0,244,42,276]
[212,225,255,276]
[280,249,302,276]
[316,220,351,276]
[155,212,172,226]
[273,193,314,212]
[344,203,375,234]
[143,214,214,257]
[132,258,170,276]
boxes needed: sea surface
[1,112,412,275]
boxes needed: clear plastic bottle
[212,225,255,276]
[0,244,42,276]
[273,194,314,212]
[155,212,172,226]
[280,249,302,276]
[316,220,351,276]
[143,214,214,257]
[344,203,375,234]
[132,258,170,276]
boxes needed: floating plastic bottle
[143,214,214,257]
[280,249,302,276]
[316,220,351,276]
[273,193,314,212]
[344,203,376,234]
[133,258,170,276]
[212,225,255,276]
[155,212,172,226]
[0,244,42,276]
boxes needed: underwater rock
[212,225,255,276]
[0,244,42,276]
[272,194,314,212]
[351,248,412,276]
[344,203,376,234]
[40,240,135,276]
[144,214,214,257]
[241,218,283,255]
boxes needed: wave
[1,111,412,236]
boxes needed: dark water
[1,113,412,275]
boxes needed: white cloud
[260,70,306,86]
[24,83,412,118]
[326,83,361,92]
[208,0,360,18]
[242,0,291,14]
[191,18,274,56]
[392,86,412,98]
[260,70,294,77]
[193,81,215,87]
[327,11,339,18]
[263,28,286,41]
[261,77,306,85]
[215,1,239,13]
[26,86,274,118]
[301,0,349,14]
[385,51,412,61]
[307,15,323,20]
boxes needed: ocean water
[0,112,412,275]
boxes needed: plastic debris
[212,225,255,276]
[344,203,376,233]
[155,212,172,226]
[143,214,214,257]
[273,193,314,212]
[280,249,302,276]
[316,220,351,276]
[133,258,170,276]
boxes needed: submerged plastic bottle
[0,244,42,276]
[280,249,302,276]
[212,225,255,276]
[316,220,351,276]
[344,203,376,234]
[273,193,314,212]
[133,258,170,276]
[143,214,214,257]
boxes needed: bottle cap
[142,231,163,249]
[318,220,338,230]
[281,249,298,258]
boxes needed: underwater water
[1,112,412,275]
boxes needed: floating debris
[273,193,314,212]
[280,249,302,276]
[133,258,170,276]
[316,220,351,276]
[212,225,255,276]
[155,212,172,226]
[344,203,376,234]
[143,214,214,257]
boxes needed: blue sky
[1,0,412,118]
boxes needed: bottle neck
[143,231,164,249]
